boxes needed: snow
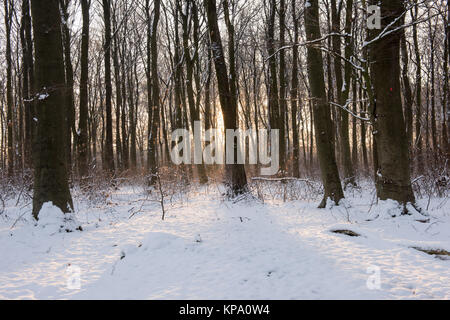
[38,93,49,100]
[36,202,80,235]
[0,184,449,300]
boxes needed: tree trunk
[291,0,300,178]
[120,36,129,170]
[204,0,247,196]
[172,0,187,183]
[278,0,287,172]
[4,0,14,176]
[102,0,115,173]
[443,4,449,155]
[340,0,355,186]
[181,1,208,184]
[78,0,90,177]
[446,3,450,154]
[351,77,358,169]
[147,0,160,184]
[128,67,137,169]
[30,0,74,218]
[368,0,415,205]
[401,29,413,151]
[412,3,422,168]
[59,0,76,173]
[21,0,35,169]
[360,86,369,172]
[267,0,280,175]
[304,0,344,208]
[427,16,437,163]
[112,4,122,171]
[331,0,355,187]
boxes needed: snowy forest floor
[0,179,449,300]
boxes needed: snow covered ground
[0,182,449,300]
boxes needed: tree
[112,1,122,170]
[412,2,423,167]
[304,0,344,208]
[331,0,355,187]
[20,0,35,169]
[443,1,449,155]
[290,0,300,178]
[401,28,413,150]
[278,0,287,172]
[266,0,280,175]
[204,0,247,196]
[340,0,355,186]
[59,0,76,171]
[147,0,161,185]
[180,0,208,184]
[427,11,437,163]
[4,0,14,176]
[102,0,115,173]
[78,0,90,177]
[368,0,415,205]
[30,0,73,218]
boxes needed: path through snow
[0,186,448,299]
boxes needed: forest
[0,0,449,300]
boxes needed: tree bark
[4,0,14,176]
[102,0,115,173]
[278,0,287,172]
[427,16,437,163]
[291,0,300,178]
[443,4,449,155]
[304,0,344,207]
[412,3,422,167]
[59,0,76,173]
[112,3,122,171]
[147,0,161,184]
[21,0,35,169]
[78,0,90,177]
[267,0,280,175]
[204,0,247,196]
[181,0,208,184]
[401,29,413,151]
[331,0,355,187]
[369,0,415,205]
[128,63,137,169]
[351,77,358,169]
[30,0,73,218]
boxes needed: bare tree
[4,0,14,176]
[78,0,90,177]
[147,0,161,185]
[304,0,344,208]
[59,0,76,171]
[204,0,247,196]
[20,0,35,169]
[30,0,74,218]
[102,0,115,173]
[290,0,300,178]
[368,0,415,205]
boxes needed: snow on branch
[330,100,370,122]
[264,33,352,62]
